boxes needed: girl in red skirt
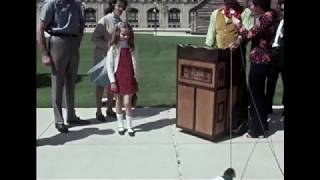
[105,22,138,136]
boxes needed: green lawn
[37,33,284,107]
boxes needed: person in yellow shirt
[205,0,254,134]
[205,0,253,49]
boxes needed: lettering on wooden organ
[181,65,213,83]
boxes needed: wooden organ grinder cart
[176,44,242,140]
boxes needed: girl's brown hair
[109,22,135,50]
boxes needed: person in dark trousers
[91,0,128,122]
[38,0,90,133]
[229,0,278,138]
[266,0,285,119]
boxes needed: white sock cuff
[116,113,123,120]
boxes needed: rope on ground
[170,124,183,180]
[240,138,259,180]
[229,49,233,169]
[238,45,284,176]
[38,120,55,138]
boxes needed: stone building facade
[36,0,281,34]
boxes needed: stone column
[139,4,148,28]
[96,3,104,21]
[180,6,190,28]
[159,3,168,28]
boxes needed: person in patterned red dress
[229,0,278,138]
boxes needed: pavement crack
[170,124,183,180]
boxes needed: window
[84,8,96,22]
[127,8,138,22]
[168,8,180,23]
[147,8,159,23]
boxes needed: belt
[48,33,78,38]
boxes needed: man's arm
[79,16,84,35]
[205,10,218,47]
[240,8,253,56]
[78,3,85,45]
[241,8,254,30]
[38,21,51,66]
[38,0,55,66]
[272,19,284,48]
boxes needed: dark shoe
[128,128,135,137]
[55,123,68,133]
[96,112,106,122]
[67,117,90,125]
[232,122,248,135]
[243,132,266,138]
[106,110,116,117]
[118,127,126,135]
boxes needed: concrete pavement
[37,107,284,180]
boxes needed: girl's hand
[110,83,118,92]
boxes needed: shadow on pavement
[37,127,115,146]
[134,107,172,117]
[177,108,284,143]
[66,117,115,127]
[134,118,175,132]
[86,107,171,123]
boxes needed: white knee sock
[126,115,134,132]
[116,113,124,129]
